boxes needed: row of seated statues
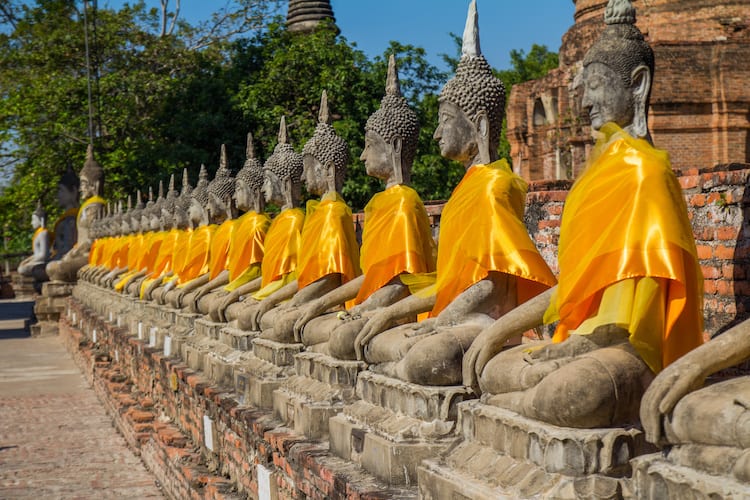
[64,0,748,496]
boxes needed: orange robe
[259,208,305,288]
[296,192,361,289]
[545,124,703,373]
[355,184,436,304]
[431,159,556,317]
[207,219,235,280]
[176,225,215,285]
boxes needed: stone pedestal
[273,352,365,440]
[632,447,750,499]
[12,274,37,299]
[32,280,75,336]
[218,324,258,351]
[233,338,303,409]
[418,401,655,499]
[329,371,474,485]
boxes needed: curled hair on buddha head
[583,0,654,92]
[174,168,193,219]
[192,164,210,207]
[80,144,105,196]
[264,116,304,191]
[163,174,178,213]
[302,90,349,181]
[60,162,80,191]
[439,0,505,152]
[236,132,264,193]
[365,55,419,169]
[208,144,236,203]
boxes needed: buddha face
[57,183,78,208]
[207,192,226,221]
[361,131,393,181]
[234,180,252,212]
[303,154,326,196]
[79,175,99,200]
[434,100,478,164]
[188,198,204,225]
[262,171,283,206]
[31,213,42,229]
[581,62,635,132]
[149,213,160,231]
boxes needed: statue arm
[293,275,366,339]
[641,319,750,446]
[354,293,437,360]
[462,287,553,390]
[247,280,300,330]
[212,276,263,322]
[191,270,230,311]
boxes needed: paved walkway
[0,333,164,499]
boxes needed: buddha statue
[18,200,51,280]
[47,144,106,282]
[350,2,556,386]
[236,91,361,342]
[177,145,239,311]
[218,117,305,323]
[41,164,80,281]
[199,133,271,318]
[291,56,435,360]
[142,170,193,301]
[463,0,703,429]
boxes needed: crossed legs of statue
[259,305,298,343]
[479,326,653,428]
[301,313,369,360]
[365,322,485,386]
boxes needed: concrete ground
[0,325,164,498]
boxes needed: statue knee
[328,320,364,360]
[399,335,464,386]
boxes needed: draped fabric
[544,123,703,373]
[77,196,106,224]
[151,229,181,277]
[296,192,361,289]
[258,208,305,288]
[88,238,102,266]
[139,231,165,273]
[431,159,557,317]
[224,263,262,292]
[208,219,235,280]
[54,207,79,237]
[176,224,216,285]
[170,229,192,278]
[112,235,131,269]
[127,233,145,270]
[227,211,271,282]
[355,185,436,304]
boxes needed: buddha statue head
[174,169,192,230]
[130,190,144,233]
[362,55,419,186]
[161,173,178,230]
[435,0,505,168]
[189,164,210,227]
[263,116,304,210]
[58,163,80,210]
[148,180,165,231]
[207,144,236,223]
[302,90,350,195]
[581,0,654,140]
[235,132,265,213]
[32,200,46,230]
[79,144,105,200]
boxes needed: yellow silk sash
[431,159,556,317]
[177,224,215,285]
[259,208,305,288]
[77,195,105,224]
[208,219,235,280]
[227,211,271,282]
[296,192,361,289]
[355,185,436,304]
[545,123,703,372]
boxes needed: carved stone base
[329,371,474,485]
[632,448,750,499]
[418,401,653,499]
[232,338,303,409]
[30,320,58,337]
[218,325,258,351]
[273,352,365,439]
[33,281,73,323]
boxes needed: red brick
[127,409,155,423]
[714,244,735,260]
[696,244,713,260]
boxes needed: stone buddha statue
[219,117,305,323]
[463,0,703,429]
[18,200,51,279]
[201,133,272,318]
[236,92,361,342]
[291,56,435,360]
[350,2,556,386]
[47,144,105,282]
[178,145,240,312]
[47,164,80,267]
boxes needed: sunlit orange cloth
[208,219,235,280]
[176,224,216,285]
[355,185,436,304]
[150,229,181,277]
[139,231,165,273]
[88,237,103,266]
[127,233,146,270]
[544,123,703,373]
[227,211,271,282]
[296,192,361,290]
[112,235,131,269]
[431,159,556,317]
[95,237,114,268]
[259,208,305,288]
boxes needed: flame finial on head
[462,0,480,58]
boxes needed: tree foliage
[0,1,557,253]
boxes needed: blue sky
[101,0,576,71]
